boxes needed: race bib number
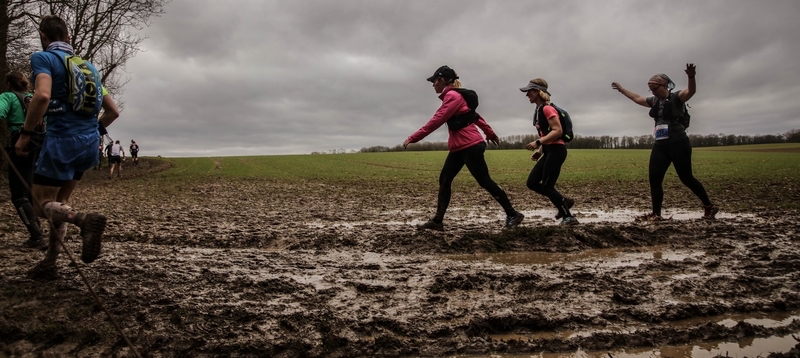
[654,124,669,141]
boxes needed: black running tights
[434,142,515,221]
[5,132,42,239]
[649,137,712,216]
[527,144,572,217]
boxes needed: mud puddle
[2,175,800,357]
[446,246,704,268]
[485,309,800,348]
[459,332,799,357]
[673,310,800,329]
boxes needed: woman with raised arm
[611,63,718,221]
[404,65,524,231]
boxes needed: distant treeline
[357,129,800,153]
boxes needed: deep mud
[1,158,799,357]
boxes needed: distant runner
[129,140,139,166]
[404,65,524,231]
[105,142,112,167]
[611,63,718,221]
[95,142,103,170]
[109,140,124,178]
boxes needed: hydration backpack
[535,103,574,142]
[649,91,690,129]
[11,91,31,116]
[446,88,480,131]
[10,91,45,133]
[47,50,103,117]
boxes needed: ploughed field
[1,145,800,357]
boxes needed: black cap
[426,65,458,82]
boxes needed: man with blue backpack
[14,15,120,279]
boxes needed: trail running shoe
[555,197,576,219]
[560,216,579,226]
[80,213,107,263]
[505,212,525,229]
[22,238,47,250]
[635,213,664,222]
[703,204,719,220]
[27,260,59,281]
[417,219,444,231]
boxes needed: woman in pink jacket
[404,65,524,231]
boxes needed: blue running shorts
[35,133,100,181]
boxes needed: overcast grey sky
[111,0,800,157]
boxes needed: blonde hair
[529,78,550,104]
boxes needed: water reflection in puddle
[477,310,800,358]
[670,310,800,329]
[446,247,703,268]
[305,208,753,229]
[461,332,799,358]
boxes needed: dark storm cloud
[114,0,800,157]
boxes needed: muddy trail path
[1,159,799,357]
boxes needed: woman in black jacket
[611,63,718,221]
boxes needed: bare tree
[1,0,168,174]
[1,0,168,102]
[37,0,169,108]
[0,0,39,92]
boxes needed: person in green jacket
[1,71,46,249]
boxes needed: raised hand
[685,63,696,77]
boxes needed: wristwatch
[19,128,36,136]
[535,139,541,147]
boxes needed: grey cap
[520,82,551,95]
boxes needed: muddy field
[1,158,799,357]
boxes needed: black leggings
[5,132,43,239]
[649,137,712,216]
[527,144,572,217]
[434,142,515,221]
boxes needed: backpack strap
[446,88,480,131]
[11,91,28,112]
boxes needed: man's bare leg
[33,183,107,265]
[27,185,62,279]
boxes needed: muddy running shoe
[22,238,47,250]
[703,204,719,220]
[560,216,579,226]
[555,197,576,219]
[27,261,59,281]
[505,212,525,229]
[417,219,444,231]
[80,213,107,263]
[635,213,664,222]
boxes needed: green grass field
[151,143,799,210]
[159,143,800,185]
